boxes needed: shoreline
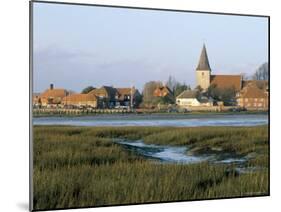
[33,110,268,118]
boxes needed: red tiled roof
[153,86,173,97]
[210,75,242,91]
[40,89,68,99]
[239,86,268,98]
[62,94,97,103]
[242,80,268,90]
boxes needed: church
[196,44,242,91]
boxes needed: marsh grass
[33,125,269,210]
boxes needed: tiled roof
[62,94,97,102]
[176,90,198,99]
[242,80,268,90]
[239,86,268,98]
[153,86,173,97]
[210,75,242,91]
[40,89,68,99]
[116,88,131,95]
[196,44,211,71]
[116,88,139,100]
[88,86,116,99]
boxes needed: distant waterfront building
[88,86,117,108]
[36,84,68,106]
[176,90,213,107]
[237,81,268,110]
[153,86,174,100]
[196,44,242,91]
[115,87,141,107]
[88,86,141,108]
[62,93,98,108]
[32,93,41,106]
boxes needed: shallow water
[33,113,268,127]
[117,140,247,165]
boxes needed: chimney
[50,84,54,90]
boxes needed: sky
[33,2,268,93]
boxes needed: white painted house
[176,90,213,108]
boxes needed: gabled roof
[102,86,118,97]
[116,88,131,95]
[116,88,140,99]
[88,86,117,99]
[40,88,68,99]
[239,86,268,98]
[153,86,173,97]
[242,80,268,90]
[210,75,242,91]
[176,90,198,99]
[196,44,211,71]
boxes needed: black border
[29,1,270,211]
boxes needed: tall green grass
[33,126,269,210]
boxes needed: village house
[88,86,141,108]
[32,93,41,106]
[88,86,117,108]
[35,84,68,107]
[176,90,213,108]
[115,87,141,107]
[62,93,99,108]
[237,82,268,110]
[153,86,174,100]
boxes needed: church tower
[196,44,211,91]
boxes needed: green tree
[174,82,190,97]
[207,85,236,105]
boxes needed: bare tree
[166,75,177,93]
[166,75,191,97]
[253,63,268,80]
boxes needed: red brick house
[237,84,268,110]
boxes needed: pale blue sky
[33,2,268,93]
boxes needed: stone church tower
[196,44,211,91]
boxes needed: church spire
[196,44,211,71]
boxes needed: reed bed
[33,125,269,210]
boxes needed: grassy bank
[33,125,269,210]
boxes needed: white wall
[177,98,201,107]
